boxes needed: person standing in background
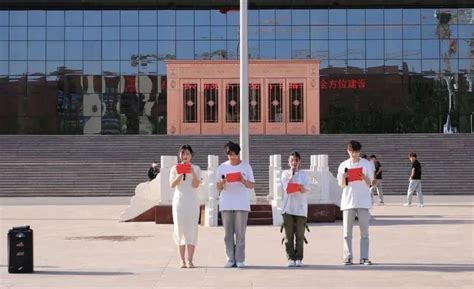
[404,152,424,207]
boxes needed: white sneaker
[236,262,245,268]
[295,260,303,267]
[224,260,235,268]
[418,204,424,207]
[403,203,411,207]
[287,260,296,267]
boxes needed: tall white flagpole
[240,0,249,162]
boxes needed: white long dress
[169,164,201,245]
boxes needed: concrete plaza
[1,195,473,289]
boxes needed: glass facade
[0,8,473,134]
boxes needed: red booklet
[287,183,300,194]
[176,163,192,174]
[226,172,241,182]
[347,167,363,182]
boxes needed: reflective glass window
[121,11,139,26]
[249,26,259,40]
[227,11,239,25]
[248,10,259,25]
[226,40,238,59]
[276,10,291,25]
[195,26,210,40]
[0,11,8,26]
[83,61,101,74]
[292,26,309,39]
[403,9,420,24]
[120,60,138,75]
[311,26,328,39]
[329,40,346,59]
[385,59,402,73]
[121,26,139,40]
[157,41,175,59]
[47,27,65,40]
[28,27,46,40]
[10,11,27,26]
[158,26,175,40]
[292,40,310,59]
[10,27,27,40]
[10,42,27,60]
[210,26,226,40]
[347,60,365,73]
[329,60,346,69]
[385,40,403,59]
[102,11,120,26]
[403,40,421,58]
[366,26,384,39]
[210,41,226,59]
[403,59,421,73]
[367,40,384,59]
[348,40,365,59]
[366,59,384,73]
[195,11,210,26]
[459,25,474,38]
[227,26,239,40]
[348,9,365,25]
[176,11,194,26]
[158,11,175,25]
[139,27,157,41]
[310,9,328,25]
[195,40,210,59]
[211,10,226,25]
[348,26,365,39]
[385,25,402,39]
[260,10,275,25]
[140,41,157,56]
[276,26,292,40]
[176,26,194,40]
[84,27,101,41]
[459,58,473,73]
[84,11,101,26]
[329,26,346,39]
[65,41,82,60]
[83,41,101,60]
[292,10,310,25]
[422,59,439,73]
[458,9,474,24]
[65,60,83,72]
[139,59,157,74]
[403,25,421,39]
[28,11,46,26]
[0,41,8,60]
[10,61,27,75]
[28,41,46,60]
[249,40,259,59]
[176,41,194,59]
[140,11,157,26]
[440,39,458,58]
[459,39,474,58]
[65,11,83,26]
[329,10,346,25]
[311,40,328,59]
[366,9,383,25]
[102,61,120,75]
[261,40,278,59]
[421,9,437,25]
[65,27,83,40]
[0,28,7,41]
[385,9,402,24]
[260,26,275,40]
[121,41,138,60]
[421,25,438,39]
[102,41,119,60]
[47,61,63,75]
[102,27,119,40]
[441,58,458,73]
[422,40,439,58]
[47,41,64,60]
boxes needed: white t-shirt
[337,158,374,210]
[281,170,310,217]
[216,160,255,212]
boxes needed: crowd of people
[147,140,424,268]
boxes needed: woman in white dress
[169,144,201,268]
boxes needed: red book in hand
[287,182,300,194]
[176,163,192,174]
[347,167,363,182]
[226,172,241,182]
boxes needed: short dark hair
[289,151,301,160]
[361,154,368,159]
[347,140,362,152]
[409,152,417,158]
[224,141,240,155]
[179,144,193,155]
[369,154,377,159]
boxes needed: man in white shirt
[216,141,255,268]
[337,140,374,265]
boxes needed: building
[0,1,473,134]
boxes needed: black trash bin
[8,226,34,273]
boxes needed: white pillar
[159,155,177,204]
[205,155,219,227]
[239,0,249,162]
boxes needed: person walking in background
[337,140,374,265]
[148,160,160,180]
[404,152,424,207]
[368,155,384,205]
[169,145,201,268]
[216,141,255,268]
[280,152,309,267]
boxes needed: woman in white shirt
[280,152,309,267]
[216,141,255,268]
[169,145,201,268]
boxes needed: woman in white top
[337,140,374,266]
[216,141,255,268]
[169,144,201,268]
[280,152,309,267]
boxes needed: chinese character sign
[320,78,366,90]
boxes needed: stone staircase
[0,134,473,197]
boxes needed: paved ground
[1,195,473,289]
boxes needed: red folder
[287,183,300,194]
[226,172,241,182]
[347,167,363,182]
[176,163,192,174]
